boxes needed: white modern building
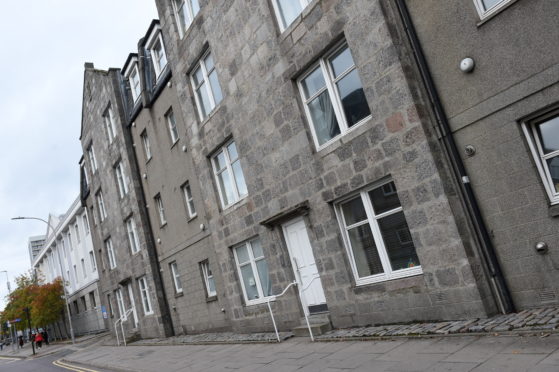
[28,235,46,263]
[33,196,106,337]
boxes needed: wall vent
[539,289,557,304]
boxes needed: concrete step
[292,322,332,337]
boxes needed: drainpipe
[393,0,515,314]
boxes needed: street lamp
[11,216,75,344]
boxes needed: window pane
[256,259,272,297]
[308,91,340,145]
[546,156,559,193]
[378,211,420,271]
[277,0,303,28]
[227,142,238,161]
[193,67,204,87]
[214,151,227,171]
[208,276,216,294]
[208,70,223,105]
[236,245,250,264]
[250,239,263,258]
[537,117,559,154]
[232,161,248,197]
[341,197,368,226]
[302,67,326,98]
[330,46,354,78]
[196,82,211,118]
[482,0,504,11]
[348,224,384,277]
[218,169,235,205]
[240,265,259,300]
[190,0,200,15]
[369,182,401,214]
[204,53,215,71]
[336,69,371,127]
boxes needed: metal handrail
[114,309,133,346]
[266,281,298,342]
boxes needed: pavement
[63,333,559,371]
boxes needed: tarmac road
[0,349,116,372]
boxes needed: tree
[30,278,64,328]
[1,271,38,330]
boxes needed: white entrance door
[282,218,327,314]
[127,284,139,328]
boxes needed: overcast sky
[0,1,158,311]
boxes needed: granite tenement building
[79,61,173,339]
[79,0,559,339]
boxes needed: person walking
[35,331,43,349]
[18,335,24,349]
[43,329,49,346]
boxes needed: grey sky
[0,1,158,311]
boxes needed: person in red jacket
[34,331,44,349]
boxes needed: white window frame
[141,130,152,161]
[138,276,153,315]
[271,0,311,32]
[165,109,179,144]
[182,182,197,218]
[115,162,129,198]
[233,239,273,306]
[521,115,559,205]
[115,288,126,319]
[172,0,200,38]
[125,60,141,104]
[104,105,117,144]
[190,50,222,121]
[211,140,248,209]
[87,144,97,172]
[146,27,168,80]
[81,258,87,279]
[75,223,80,243]
[335,180,422,286]
[170,261,183,294]
[297,42,371,151]
[83,214,90,235]
[96,191,107,222]
[201,260,216,297]
[155,194,167,225]
[473,0,513,20]
[106,238,117,269]
[89,251,97,272]
[127,217,141,254]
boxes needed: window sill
[174,291,184,298]
[206,295,218,303]
[244,296,276,307]
[315,115,374,156]
[170,139,180,150]
[160,222,168,229]
[476,0,520,27]
[187,214,198,223]
[145,157,153,165]
[354,267,423,287]
[221,196,249,216]
[199,103,224,128]
[549,203,559,218]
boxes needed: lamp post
[0,270,15,351]
[11,216,75,344]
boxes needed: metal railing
[266,281,297,342]
[114,309,133,346]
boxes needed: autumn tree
[1,271,38,330]
[31,278,64,328]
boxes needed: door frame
[281,217,327,315]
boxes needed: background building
[79,62,173,340]
[33,197,104,337]
[28,235,46,263]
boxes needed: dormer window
[146,27,168,79]
[124,58,141,104]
